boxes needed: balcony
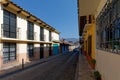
[0,24,53,44]
[1,24,20,40]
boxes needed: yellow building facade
[81,15,96,69]
[83,18,95,59]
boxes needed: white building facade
[0,0,60,70]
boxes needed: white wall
[44,28,49,42]
[17,16,27,40]
[52,32,59,41]
[18,43,27,54]
[34,44,40,53]
[0,5,3,59]
[0,5,3,38]
[96,49,120,80]
[34,24,40,41]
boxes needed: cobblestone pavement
[76,53,95,80]
[0,52,78,80]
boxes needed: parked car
[73,48,79,52]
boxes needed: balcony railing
[1,24,21,39]
[1,24,57,43]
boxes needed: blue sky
[11,0,78,39]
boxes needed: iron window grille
[49,31,52,41]
[27,21,34,40]
[3,9,16,38]
[96,0,120,54]
[27,44,34,57]
[40,27,44,41]
[3,43,16,63]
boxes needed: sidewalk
[75,53,95,80]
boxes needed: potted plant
[94,71,101,80]
[89,59,96,69]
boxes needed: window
[40,27,44,41]
[96,0,120,53]
[49,31,52,41]
[27,21,34,40]
[112,4,117,20]
[114,25,120,40]
[40,44,44,58]
[27,44,34,57]
[3,43,16,63]
[3,10,16,38]
[118,0,120,17]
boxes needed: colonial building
[78,0,120,80]
[0,0,60,70]
[81,15,96,63]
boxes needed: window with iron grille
[40,27,44,41]
[3,10,16,38]
[96,0,120,53]
[49,31,52,41]
[3,43,16,63]
[40,44,44,58]
[27,44,34,57]
[27,21,34,40]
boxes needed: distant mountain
[65,38,79,43]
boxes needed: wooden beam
[26,15,31,19]
[39,22,42,25]
[17,10,22,14]
[34,20,37,22]
[3,2,9,7]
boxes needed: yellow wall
[83,23,95,59]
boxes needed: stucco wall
[0,5,3,38]
[96,49,120,80]
[17,43,28,63]
[17,16,27,40]
[52,32,59,41]
[34,24,40,41]
[44,29,49,42]
[83,23,95,59]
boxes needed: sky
[11,0,79,39]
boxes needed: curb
[74,52,80,80]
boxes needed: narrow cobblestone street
[0,52,78,80]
